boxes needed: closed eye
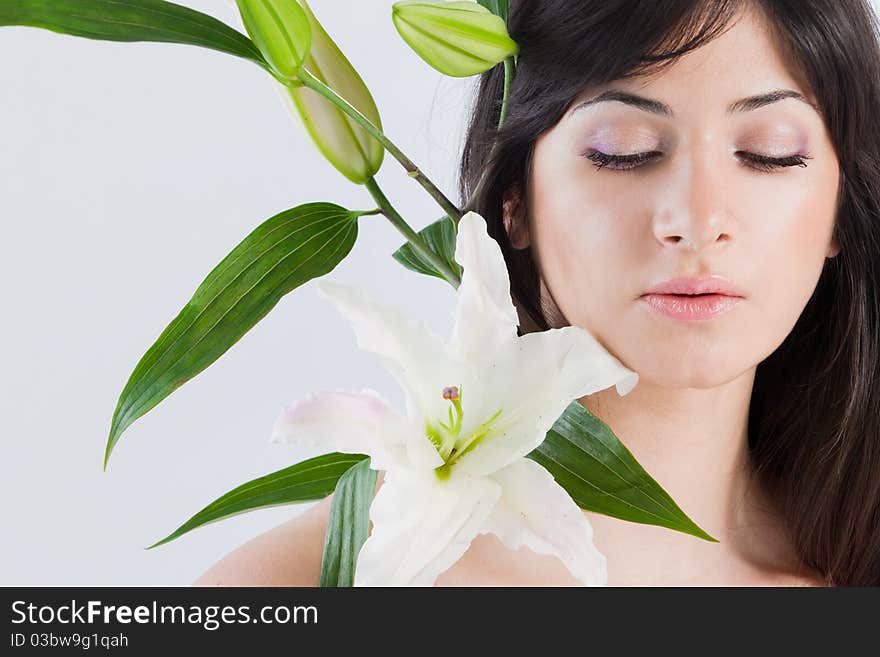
[584,150,812,172]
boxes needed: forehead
[567,6,817,117]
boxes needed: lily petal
[354,469,501,586]
[450,211,520,361]
[316,279,464,469]
[269,388,411,472]
[484,458,607,586]
[455,325,638,476]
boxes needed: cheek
[529,159,643,330]
[747,168,838,347]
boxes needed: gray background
[0,0,470,584]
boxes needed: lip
[640,276,745,321]
[640,293,742,321]
[643,276,746,297]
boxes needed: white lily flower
[271,211,639,586]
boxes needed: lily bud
[392,1,518,77]
[234,0,312,79]
[281,1,384,184]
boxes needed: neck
[578,368,792,584]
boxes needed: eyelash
[584,150,813,173]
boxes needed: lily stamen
[434,384,464,460]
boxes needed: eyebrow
[567,87,821,119]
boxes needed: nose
[652,149,734,252]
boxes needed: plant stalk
[463,55,516,212]
[499,57,514,128]
[364,177,461,288]
[293,67,463,227]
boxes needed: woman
[195,0,880,586]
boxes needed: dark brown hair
[459,0,880,585]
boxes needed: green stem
[364,177,461,288]
[293,67,463,227]
[463,56,516,212]
[499,57,514,128]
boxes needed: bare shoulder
[191,493,334,587]
[191,470,385,587]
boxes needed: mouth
[661,292,715,296]
[640,292,742,321]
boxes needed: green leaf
[146,453,368,549]
[104,202,363,470]
[319,457,377,587]
[392,215,461,285]
[477,0,509,23]
[0,0,267,67]
[528,400,718,542]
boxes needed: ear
[502,186,530,250]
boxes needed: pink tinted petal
[270,388,411,471]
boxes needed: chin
[614,334,753,390]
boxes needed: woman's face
[511,8,841,388]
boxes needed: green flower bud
[281,1,384,184]
[235,0,312,79]
[392,1,518,77]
